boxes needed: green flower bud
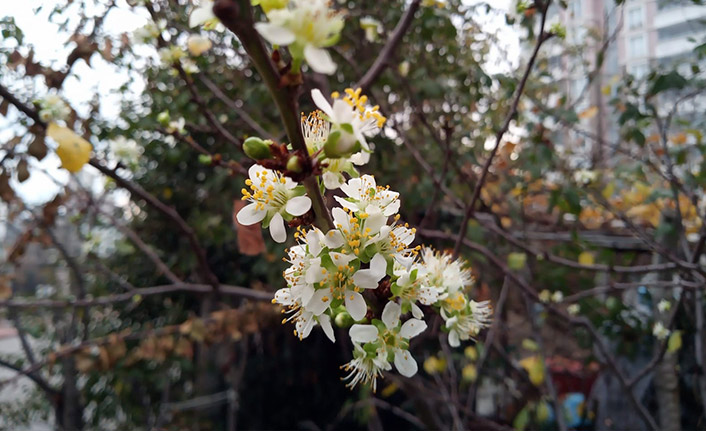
[157,111,171,126]
[323,127,361,159]
[334,310,354,328]
[286,155,303,173]
[243,137,273,160]
[198,154,212,165]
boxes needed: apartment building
[542,0,706,166]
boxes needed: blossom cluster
[184,0,492,391]
[236,87,491,390]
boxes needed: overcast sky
[2,0,518,205]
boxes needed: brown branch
[213,0,333,231]
[0,358,58,397]
[452,2,553,258]
[0,282,272,309]
[354,0,422,94]
[88,159,220,288]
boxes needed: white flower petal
[304,44,337,75]
[296,313,315,339]
[306,289,331,316]
[189,5,215,28]
[381,302,401,329]
[299,284,315,305]
[349,324,378,343]
[274,288,294,306]
[330,251,356,267]
[334,196,361,213]
[254,22,296,45]
[236,203,266,225]
[394,349,418,377]
[345,291,368,321]
[285,195,312,216]
[400,318,427,339]
[307,229,323,256]
[411,303,424,319]
[350,151,370,166]
[323,229,345,249]
[448,330,460,347]
[323,171,343,190]
[269,212,287,243]
[319,314,335,343]
[311,89,334,118]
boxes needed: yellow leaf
[671,132,687,146]
[578,106,598,120]
[578,252,595,266]
[668,331,682,354]
[380,382,398,398]
[462,364,478,382]
[519,355,545,386]
[464,346,478,361]
[522,338,539,352]
[601,85,612,96]
[47,123,92,173]
[423,355,446,375]
[602,182,615,200]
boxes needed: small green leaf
[508,252,527,270]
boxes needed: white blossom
[236,165,312,243]
[255,0,344,74]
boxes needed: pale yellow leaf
[47,123,92,173]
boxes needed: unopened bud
[334,310,354,328]
[243,137,273,160]
[198,154,212,165]
[286,155,303,173]
[323,126,361,159]
[157,111,171,126]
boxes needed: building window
[628,34,646,58]
[627,7,643,30]
[629,63,649,79]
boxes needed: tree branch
[354,0,422,93]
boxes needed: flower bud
[286,155,303,173]
[323,126,361,159]
[334,310,354,328]
[243,137,273,160]
[157,111,171,126]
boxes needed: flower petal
[349,324,378,343]
[269,212,287,243]
[254,22,296,45]
[306,289,331,316]
[448,330,460,347]
[323,229,345,249]
[189,6,215,27]
[323,171,343,190]
[400,318,427,339]
[352,253,387,289]
[296,313,315,339]
[236,203,266,225]
[319,314,335,343]
[350,151,370,166]
[411,303,424,319]
[345,290,368,321]
[274,288,294,306]
[311,89,334,118]
[394,349,418,377]
[304,45,337,75]
[330,251,356,267]
[286,195,312,216]
[381,301,401,329]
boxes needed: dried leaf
[233,200,265,256]
[578,106,599,120]
[0,98,9,117]
[28,134,48,161]
[16,159,29,183]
